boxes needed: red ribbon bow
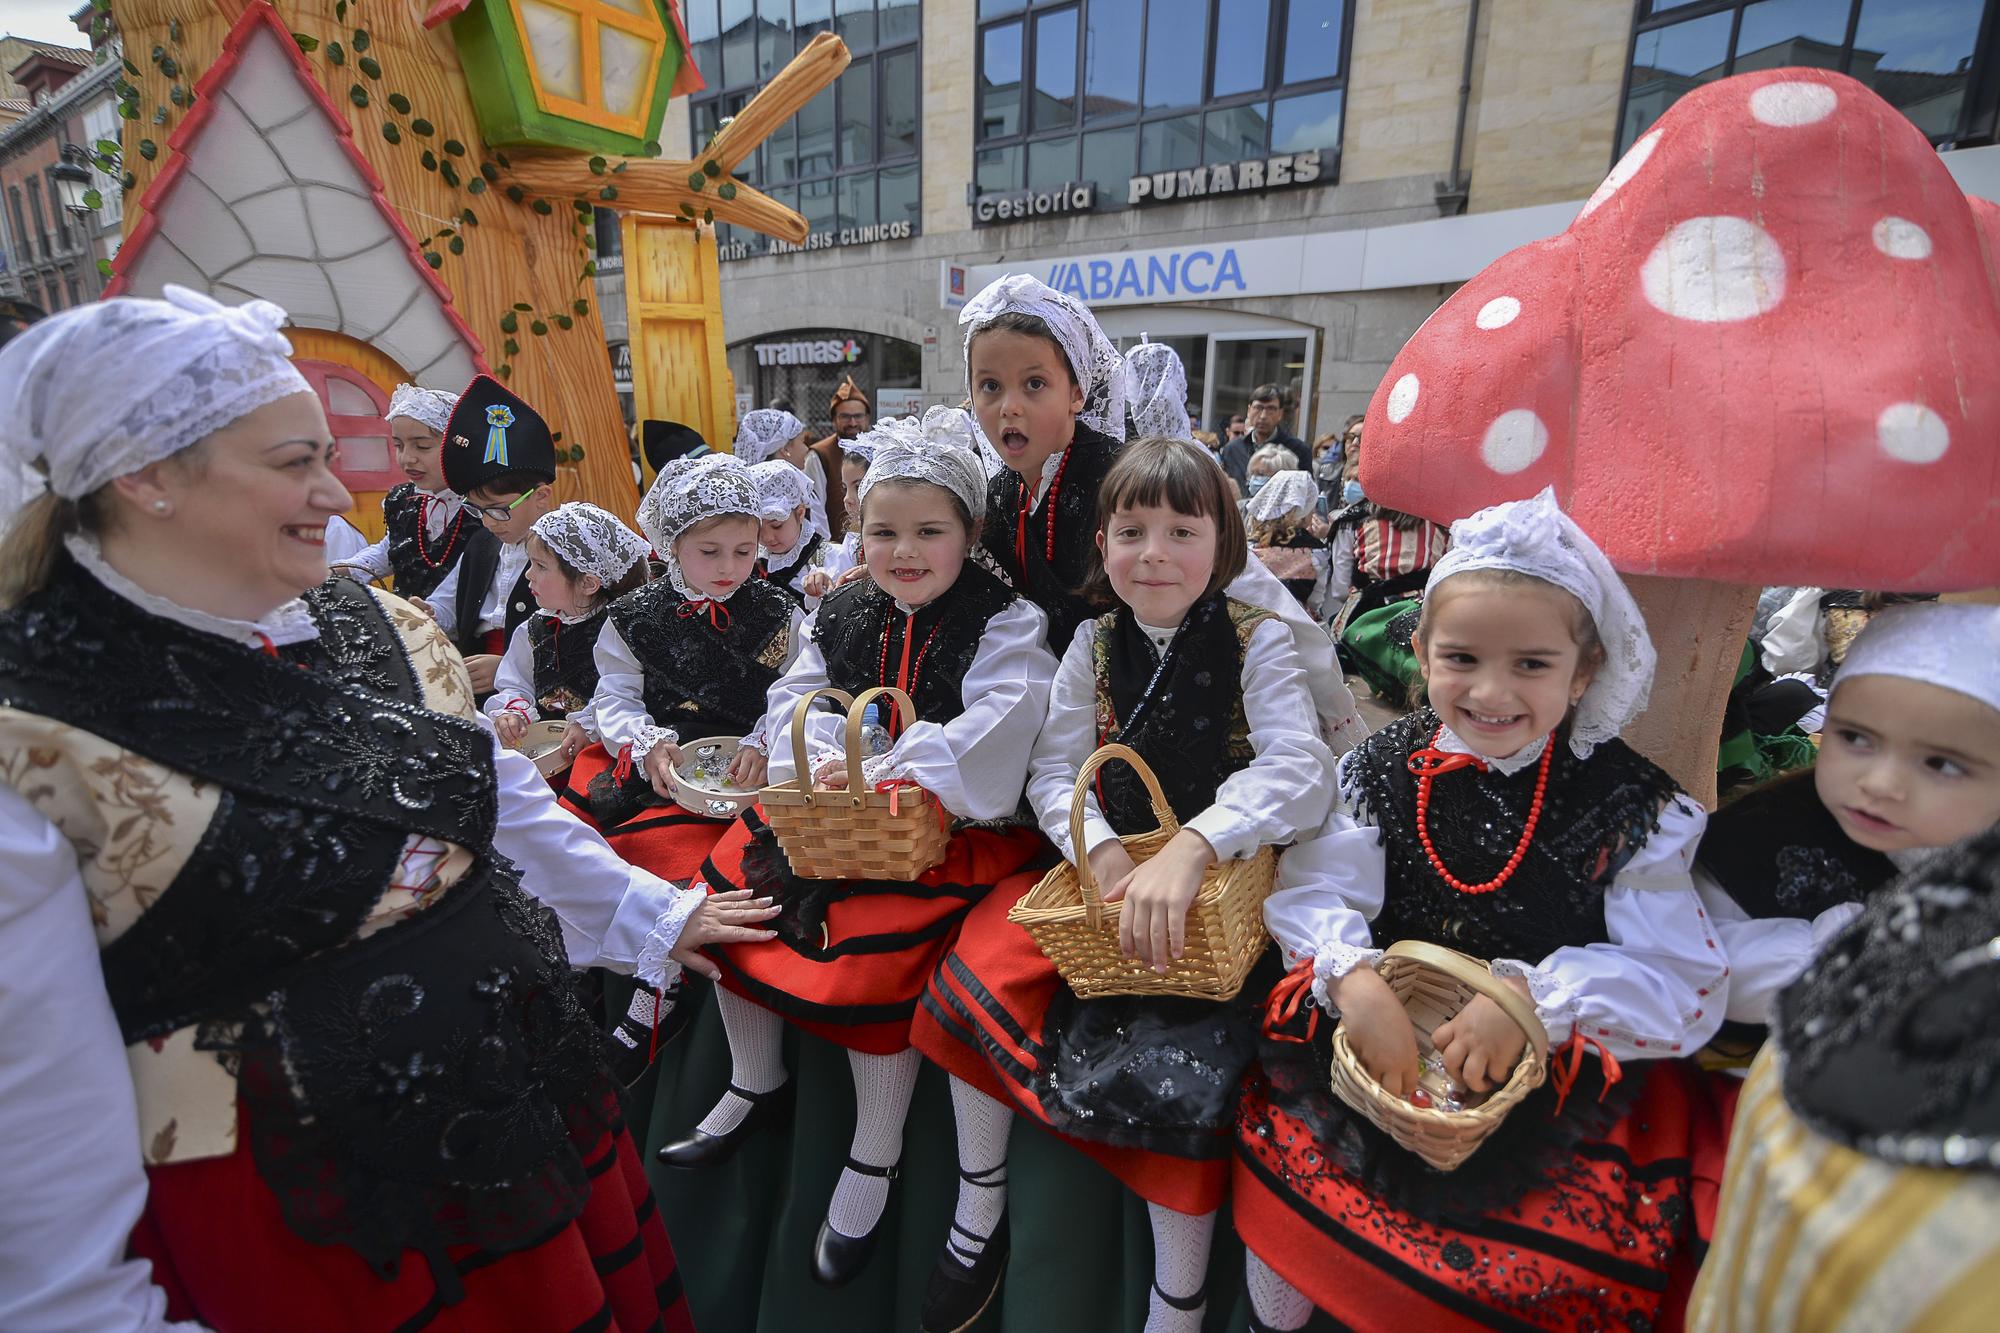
[872,779,924,817]
[1406,744,1489,779]
[612,743,635,782]
[1262,959,1321,1044]
[677,598,732,630]
[1549,1031,1624,1117]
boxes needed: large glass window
[692,0,922,259]
[1618,0,1998,154]
[975,0,1349,214]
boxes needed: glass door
[1207,331,1314,443]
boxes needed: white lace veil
[1246,469,1319,525]
[530,502,649,587]
[959,274,1128,440]
[1125,339,1192,440]
[855,407,989,522]
[748,458,831,546]
[1424,487,1656,758]
[734,408,808,464]
[386,383,458,434]
[0,284,311,531]
[1836,603,2000,716]
[636,453,761,597]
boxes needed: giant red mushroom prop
[1360,66,2000,807]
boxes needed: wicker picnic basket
[757,685,948,881]
[1007,743,1276,1000]
[1328,940,1549,1171]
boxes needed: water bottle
[859,703,892,758]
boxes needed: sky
[2,1,92,49]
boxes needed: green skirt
[1338,596,1424,706]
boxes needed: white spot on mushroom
[1872,216,1932,260]
[1877,403,1949,463]
[1476,297,1521,330]
[1387,374,1420,424]
[1749,81,1838,127]
[1580,130,1660,219]
[1481,410,1548,475]
[1640,217,1787,323]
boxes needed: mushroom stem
[1621,576,1762,811]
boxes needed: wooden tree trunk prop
[1620,578,1761,811]
[623,218,735,474]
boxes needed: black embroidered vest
[382,482,472,600]
[762,533,825,607]
[981,424,1121,651]
[1091,594,1268,834]
[528,608,609,720]
[1700,771,1894,921]
[444,521,505,657]
[813,560,1018,727]
[608,575,793,740]
[0,560,613,1285]
[1347,709,1683,964]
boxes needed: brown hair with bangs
[1079,435,1246,608]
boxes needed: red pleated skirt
[129,1108,692,1333]
[1231,1057,1734,1333]
[559,742,732,885]
[911,869,1229,1216]
[702,810,1044,1055]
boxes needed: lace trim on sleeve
[1490,958,1582,1043]
[635,885,705,988]
[1311,940,1385,1012]
[630,724,679,764]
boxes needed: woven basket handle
[1069,743,1179,930]
[786,686,855,798]
[842,686,919,807]
[1381,940,1550,1066]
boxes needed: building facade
[0,31,123,317]
[595,0,2000,445]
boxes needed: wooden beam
[503,154,807,241]
[705,32,851,175]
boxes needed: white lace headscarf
[734,408,808,465]
[0,283,311,531]
[855,407,989,523]
[959,274,1128,440]
[748,458,830,548]
[637,453,760,597]
[1836,603,2000,716]
[385,383,458,434]
[1125,339,1192,440]
[1246,470,1319,526]
[530,501,648,587]
[1424,487,1655,758]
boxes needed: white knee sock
[1144,1203,1215,1333]
[693,987,787,1137]
[824,1047,922,1239]
[1245,1249,1312,1331]
[944,1075,1013,1263]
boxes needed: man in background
[1220,384,1309,488]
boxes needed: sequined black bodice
[527,608,608,720]
[382,482,470,599]
[608,575,793,740]
[980,424,1121,651]
[814,560,1018,727]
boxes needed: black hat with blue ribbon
[441,373,557,494]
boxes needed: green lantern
[447,0,688,154]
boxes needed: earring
[152,500,170,514]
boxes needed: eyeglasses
[464,491,536,523]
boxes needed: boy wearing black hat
[421,375,561,694]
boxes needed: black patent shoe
[809,1157,900,1288]
[920,1208,1010,1332]
[605,977,688,1087]
[655,1080,793,1169]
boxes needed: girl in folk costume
[484,502,651,766]
[0,288,777,1333]
[1694,604,2000,1054]
[736,406,830,537]
[1235,489,1728,1333]
[799,434,873,600]
[1124,338,1194,442]
[658,412,1059,1290]
[1246,470,1334,619]
[331,383,483,601]
[962,276,1367,748]
[912,437,1334,1333]
[749,458,834,609]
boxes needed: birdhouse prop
[432,0,703,153]
[1357,66,2000,804]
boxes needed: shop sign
[1128,150,1324,205]
[972,181,1096,225]
[876,388,926,417]
[753,337,866,367]
[608,340,631,390]
[719,218,914,261]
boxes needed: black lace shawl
[1776,824,2000,1170]
[382,482,472,600]
[979,424,1121,651]
[607,574,793,740]
[813,559,1017,726]
[1700,771,1894,920]
[527,608,608,720]
[0,559,614,1293]
[1092,593,1263,835]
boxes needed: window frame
[1613,0,2000,163]
[973,0,1352,212]
[686,0,923,260]
[294,359,404,493]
